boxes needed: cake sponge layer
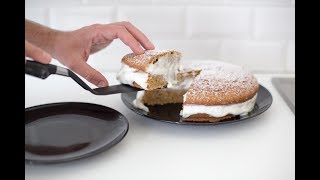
[117,50,181,90]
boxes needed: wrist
[47,29,63,58]
[25,19,66,59]
[50,30,71,60]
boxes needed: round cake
[117,50,259,122]
[180,61,259,122]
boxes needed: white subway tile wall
[186,6,251,39]
[117,6,185,40]
[25,8,49,25]
[49,7,115,30]
[25,0,295,73]
[254,7,295,40]
[220,40,285,72]
[155,40,221,60]
[26,0,82,8]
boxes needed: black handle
[25,59,95,94]
[25,60,57,79]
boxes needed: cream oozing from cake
[117,50,181,90]
[133,91,149,112]
[171,77,194,90]
[181,94,257,118]
[145,54,180,87]
[116,64,149,89]
[132,76,194,111]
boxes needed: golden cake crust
[183,61,259,106]
[122,50,181,72]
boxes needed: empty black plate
[25,102,129,164]
[121,85,272,125]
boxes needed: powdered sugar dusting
[122,53,151,68]
[122,50,172,70]
[144,49,170,56]
[183,60,258,105]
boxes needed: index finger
[114,21,155,50]
[99,25,145,54]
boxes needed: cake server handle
[25,59,94,92]
[25,59,142,95]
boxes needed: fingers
[114,27,145,54]
[115,21,155,50]
[69,61,109,87]
[99,25,144,54]
[25,41,52,64]
[98,22,155,54]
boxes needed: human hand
[52,21,155,87]
[25,40,52,64]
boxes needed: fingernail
[135,49,144,55]
[147,40,155,49]
[98,81,107,87]
[150,43,155,49]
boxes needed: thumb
[25,41,52,64]
[69,61,109,87]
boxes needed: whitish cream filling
[133,91,149,112]
[132,76,194,112]
[116,52,180,90]
[170,77,194,90]
[181,94,257,118]
[145,54,180,87]
[116,64,149,89]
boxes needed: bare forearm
[25,19,60,55]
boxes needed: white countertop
[25,73,295,180]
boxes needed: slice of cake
[116,50,181,90]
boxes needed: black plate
[121,85,272,125]
[25,102,129,164]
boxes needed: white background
[25,0,295,73]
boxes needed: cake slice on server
[116,50,181,90]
